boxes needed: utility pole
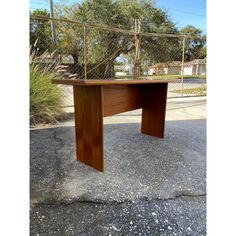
[181,36,186,96]
[49,0,56,43]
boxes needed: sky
[30,0,206,33]
[155,0,206,33]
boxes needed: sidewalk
[60,96,206,126]
[30,96,206,235]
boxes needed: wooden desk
[52,79,179,171]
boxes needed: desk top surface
[52,79,180,86]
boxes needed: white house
[148,59,206,76]
[183,59,206,75]
[114,63,134,76]
[148,61,182,75]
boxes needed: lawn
[116,74,207,79]
[170,85,206,95]
[141,74,206,79]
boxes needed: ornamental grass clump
[30,63,64,126]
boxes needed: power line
[29,5,49,10]
[29,0,49,11]
[30,6,49,9]
[157,5,206,18]
[168,8,206,17]
[30,0,48,3]
[30,1,48,7]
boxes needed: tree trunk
[104,60,114,79]
[69,53,83,76]
[71,53,78,64]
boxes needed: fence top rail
[30,15,201,39]
[30,15,135,35]
[51,78,180,86]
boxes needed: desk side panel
[141,83,168,138]
[103,85,143,117]
[73,85,104,171]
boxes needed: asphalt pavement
[30,96,206,236]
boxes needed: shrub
[30,63,64,126]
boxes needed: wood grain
[73,85,104,171]
[54,80,171,172]
[52,79,179,86]
[141,83,168,138]
[103,85,143,117]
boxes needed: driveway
[30,97,206,235]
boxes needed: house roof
[150,61,182,68]
[149,59,206,68]
[184,59,206,66]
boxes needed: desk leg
[141,83,168,138]
[73,85,104,171]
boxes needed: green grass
[170,85,207,95]
[116,74,206,79]
[140,74,207,79]
[30,64,64,126]
[183,74,206,79]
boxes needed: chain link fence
[30,15,206,107]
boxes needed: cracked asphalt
[30,97,206,235]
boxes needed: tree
[30,9,53,54]
[54,0,181,78]
[181,25,206,61]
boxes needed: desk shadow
[30,119,206,205]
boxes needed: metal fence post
[181,36,186,96]
[83,25,87,80]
